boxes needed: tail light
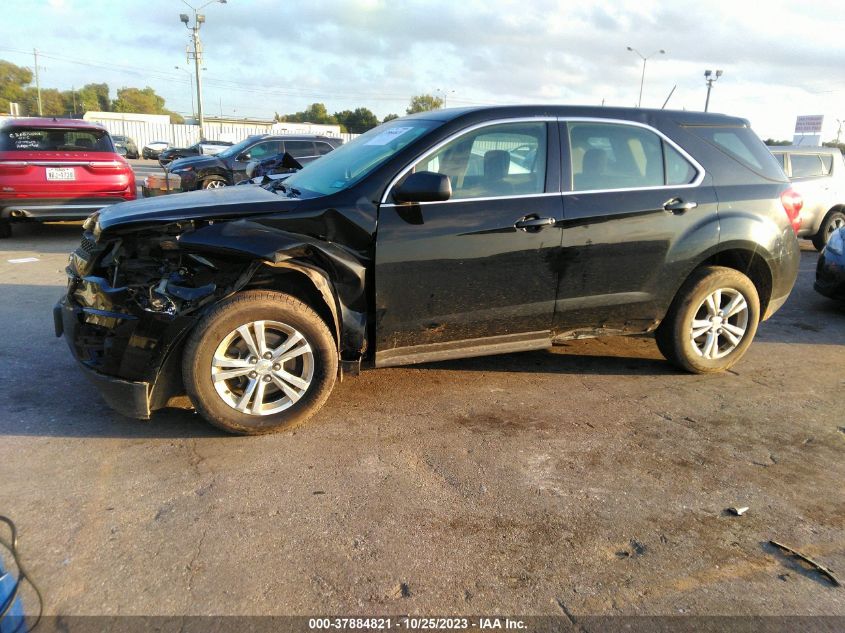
[780,188,803,234]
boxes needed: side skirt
[375,331,551,368]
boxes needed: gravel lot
[0,215,843,620]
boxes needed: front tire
[812,210,845,251]
[182,291,337,435]
[201,176,227,189]
[655,266,760,373]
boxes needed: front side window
[409,122,547,200]
[248,141,282,160]
[569,122,670,191]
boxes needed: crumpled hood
[97,185,300,233]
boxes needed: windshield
[281,119,441,196]
[218,137,260,159]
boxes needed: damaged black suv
[56,106,801,434]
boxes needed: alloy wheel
[689,288,749,360]
[211,320,314,416]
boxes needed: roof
[768,145,841,154]
[3,117,107,130]
[402,104,749,127]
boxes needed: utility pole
[704,69,723,112]
[836,119,842,144]
[180,0,226,140]
[33,48,43,116]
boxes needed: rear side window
[0,127,113,152]
[316,142,335,155]
[790,153,825,178]
[684,125,783,180]
[284,140,316,159]
[568,122,696,191]
[820,154,833,175]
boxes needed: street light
[174,66,195,118]
[626,46,665,108]
[704,69,723,112]
[179,0,226,140]
[436,88,455,108]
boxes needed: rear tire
[182,291,337,435]
[0,220,11,239]
[812,210,845,251]
[655,266,760,373]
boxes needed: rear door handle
[514,216,557,230]
[663,198,698,214]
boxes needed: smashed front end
[55,217,252,419]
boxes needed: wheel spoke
[271,332,303,360]
[235,378,259,412]
[721,328,741,347]
[212,356,252,369]
[237,325,260,358]
[213,367,253,381]
[724,294,747,318]
[703,331,718,358]
[274,368,309,391]
[722,322,745,338]
[692,319,712,338]
[271,374,303,403]
[277,339,310,363]
[252,380,267,413]
[253,320,268,356]
[705,293,718,316]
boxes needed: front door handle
[663,198,698,214]
[514,215,556,230]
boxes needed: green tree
[112,86,166,114]
[276,102,338,125]
[333,107,379,133]
[78,83,110,111]
[763,138,791,146]
[21,87,65,116]
[382,113,399,123]
[0,59,33,113]
[406,94,442,115]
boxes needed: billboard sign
[794,115,824,134]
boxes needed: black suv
[166,135,343,190]
[56,106,801,434]
[157,140,233,167]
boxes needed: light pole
[704,69,723,112]
[627,46,665,108]
[174,66,195,118]
[836,118,842,144]
[179,0,226,140]
[436,88,455,108]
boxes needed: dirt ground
[1,222,843,620]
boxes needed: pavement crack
[186,525,210,601]
[554,597,585,631]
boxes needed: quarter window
[569,122,690,191]
[409,122,547,200]
[316,142,335,155]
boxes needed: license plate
[46,167,76,181]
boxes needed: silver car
[771,146,845,250]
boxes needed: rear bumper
[1,197,130,221]
[54,298,152,419]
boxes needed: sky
[3,0,845,140]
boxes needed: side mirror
[393,171,451,203]
[236,152,250,162]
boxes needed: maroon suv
[0,118,136,238]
